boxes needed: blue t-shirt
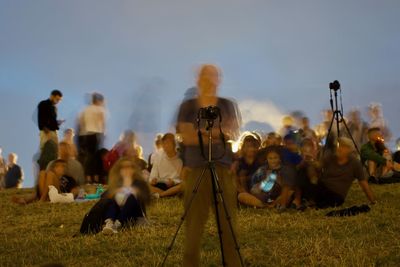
[4,164,23,188]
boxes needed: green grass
[1,184,400,267]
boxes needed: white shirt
[150,151,183,184]
[79,104,106,135]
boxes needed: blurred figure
[346,109,368,148]
[396,138,400,151]
[361,128,393,181]
[103,130,139,173]
[368,103,391,141]
[78,92,107,183]
[299,117,317,142]
[62,128,78,158]
[0,147,6,188]
[315,109,336,144]
[47,142,85,186]
[176,64,241,267]
[282,133,303,166]
[149,133,183,198]
[37,130,58,171]
[262,132,282,148]
[147,133,163,172]
[37,90,63,149]
[3,153,24,189]
[279,115,296,137]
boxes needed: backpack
[102,148,120,172]
[79,197,113,235]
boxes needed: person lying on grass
[298,137,376,209]
[102,157,151,235]
[12,159,79,204]
[240,145,296,209]
[149,133,183,198]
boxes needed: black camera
[329,80,341,91]
[199,106,220,121]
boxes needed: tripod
[323,81,362,157]
[160,118,244,267]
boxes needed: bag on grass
[79,197,113,235]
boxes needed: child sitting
[248,146,297,209]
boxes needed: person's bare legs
[159,184,182,198]
[238,192,264,208]
[150,186,164,194]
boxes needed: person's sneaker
[114,220,122,230]
[102,219,118,235]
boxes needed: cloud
[238,99,285,131]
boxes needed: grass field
[1,183,400,267]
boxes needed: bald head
[197,64,221,97]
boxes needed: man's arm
[358,180,376,204]
[37,102,49,131]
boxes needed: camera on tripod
[199,106,220,121]
[329,80,341,91]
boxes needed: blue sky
[1,0,399,187]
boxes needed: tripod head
[329,80,341,91]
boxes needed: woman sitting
[102,157,151,235]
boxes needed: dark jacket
[38,99,59,131]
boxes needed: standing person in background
[78,93,107,184]
[37,90,63,149]
[299,117,318,143]
[177,64,241,267]
[4,153,24,189]
[368,103,391,141]
[346,109,369,149]
[147,134,163,172]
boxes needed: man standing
[37,90,63,149]
[78,92,107,183]
[177,64,241,267]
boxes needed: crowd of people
[2,64,400,267]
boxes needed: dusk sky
[1,0,399,187]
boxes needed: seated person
[241,146,296,209]
[102,158,151,234]
[361,127,393,181]
[233,135,261,207]
[12,160,79,204]
[261,132,282,148]
[392,151,400,178]
[281,133,303,166]
[302,137,376,209]
[37,131,58,171]
[47,142,85,186]
[293,138,321,208]
[3,153,24,189]
[149,133,183,198]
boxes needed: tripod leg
[210,166,227,267]
[210,165,245,267]
[160,167,208,267]
[322,113,336,156]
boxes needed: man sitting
[303,137,376,208]
[361,127,393,182]
[149,133,183,198]
[3,153,24,189]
